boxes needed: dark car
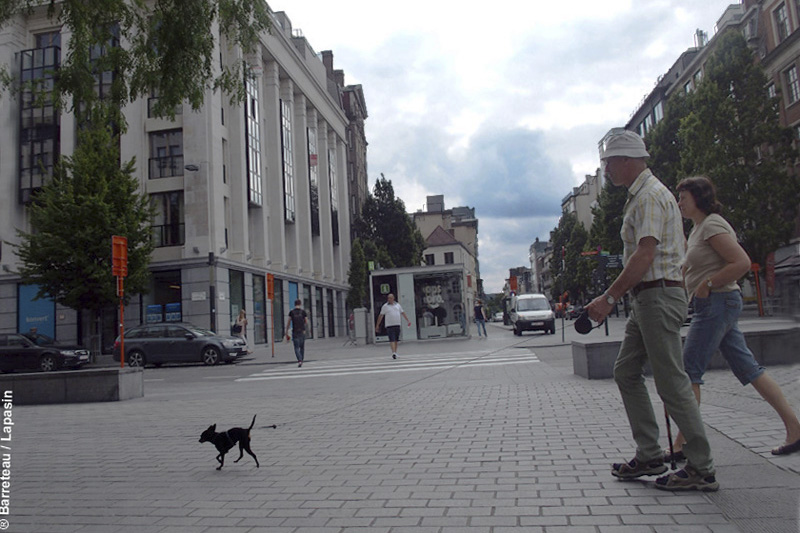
[112,323,247,367]
[23,332,92,364]
[0,333,90,373]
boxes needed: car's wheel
[39,354,57,372]
[127,350,146,367]
[514,325,521,336]
[202,346,221,366]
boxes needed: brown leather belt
[632,279,683,296]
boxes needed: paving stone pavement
[3,317,799,532]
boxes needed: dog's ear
[210,424,216,430]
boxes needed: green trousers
[613,286,715,475]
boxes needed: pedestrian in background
[474,299,488,338]
[668,176,800,458]
[235,309,252,354]
[585,129,718,492]
[286,299,308,367]
[375,293,411,359]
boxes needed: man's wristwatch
[706,278,713,289]
[605,292,616,305]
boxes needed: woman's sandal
[772,439,800,456]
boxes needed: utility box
[353,307,369,344]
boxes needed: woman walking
[669,176,800,459]
[235,309,253,354]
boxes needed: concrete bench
[0,367,144,405]
[573,326,800,380]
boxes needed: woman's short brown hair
[676,176,722,215]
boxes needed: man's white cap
[601,129,650,159]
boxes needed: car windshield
[517,299,550,312]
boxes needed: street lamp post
[186,163,217,332]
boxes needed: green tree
[589,180,627,256]
[355,175,425,268]
[549,212,590,303]
[647,92,692,192]
[15,106,154,313]
[676,31,800,266]
[346,239,368,309]
[1,0,270,121]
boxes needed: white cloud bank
[272,0,736,292]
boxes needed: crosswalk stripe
[236,351,539,382]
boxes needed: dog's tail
[248,414,256,432]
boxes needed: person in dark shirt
[285,299,308,367]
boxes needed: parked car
[0,333,90,373]
[509,293,556,335]
[23,332,92,361]
[492,311,504,322]
[112,323,247,367]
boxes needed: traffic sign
[112,235,128,277]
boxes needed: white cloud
[271,0,736,293]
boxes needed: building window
[88,23,119,103]
[768,83,777,99]
[775,3,790,43]
[280,99,295,223]
[643,115,652,135]
[148,129,183,179]
[244,75,262,206]
[444,252,454,264]
[329,146,339,245]
[151,192,185,247]
[785,65,800,104]
[693,69,703,87]
[19,32,61,203]
[653,101,664,124]
[684,80,693,94]
[425,254,435,266]
[147,88,182,118]
[307,127,320,236]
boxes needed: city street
[6,318,800,532]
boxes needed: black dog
[199,414,261,470]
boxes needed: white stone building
[0,7,354,351]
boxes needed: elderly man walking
[585,129,718,492]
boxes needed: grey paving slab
[1,318,798,532]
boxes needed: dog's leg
[243,443,259,468]
[216,453,225,470]
[234,442,245,463]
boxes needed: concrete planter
[0,367,144,405]
[573,326,800,380]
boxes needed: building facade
[0,7,358,351]
[529,238,552,295]
[609,1,800,315]
[560,169,603,233]
[412,195,481,314]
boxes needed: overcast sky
[272,0,738,293]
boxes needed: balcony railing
[152,223,185,247]
[148,155,184,179]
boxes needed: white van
[509,293,555,336]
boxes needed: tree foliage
[355,176,425,268]
[346,239,367,310]
[0,0,271,121]
[549,212,590,303]
[15,106,154,312]
[588,180,627,256]
[646,31,800,265]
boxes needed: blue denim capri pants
[683,290,764,386]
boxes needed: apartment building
[602,1,800,314]
[412,195,481,309]
[560,169,603,233]
[0,8,358,351]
